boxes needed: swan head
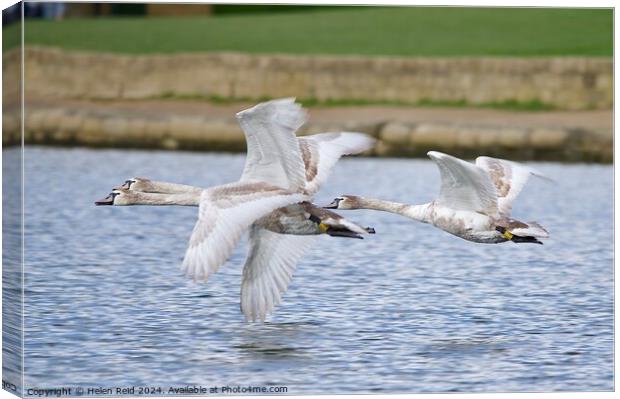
[95,189,132,206]
[114,177,151,191]
[324,195,361,210]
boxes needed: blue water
[5,146,614,394]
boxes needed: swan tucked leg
[254,202,375,239]
[495,225,546,245]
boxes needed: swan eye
[123,179,135,189]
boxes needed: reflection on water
[7,146,613,393]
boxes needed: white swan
[326,151,549,244]
[96,98,376,321]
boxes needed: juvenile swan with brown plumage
[326,151,549,244]
[96,98,376,321]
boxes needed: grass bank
[4,7,612,56]
[152,94,557,112]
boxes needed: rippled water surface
[7,147,614,393]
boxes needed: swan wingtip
[235,97,299,120]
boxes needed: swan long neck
[142,180,203,195]
[124,191,202,206]
[353,197,430,223]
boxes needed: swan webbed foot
[496,226,543,244]
[325,229,364,239]
[511,235,544,245]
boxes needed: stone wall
[8,47,613,110]
[2,105,612,163]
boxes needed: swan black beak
[95,193,115,206]
[113,180,133,190]
[323,199,340,209]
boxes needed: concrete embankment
[3,99,612,162]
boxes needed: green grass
[3,7,612,56]
[122,93,555,111]
[211,4,351,15]
[303,97,556,111]
[3,20,21,51]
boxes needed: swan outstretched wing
[181,182,308,282]
[237,98,307,192]
[475,156,548,217]
[428,151,498,215]
[299,132,376,196]
[241,226,318,322]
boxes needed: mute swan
[96,98,376,321]
[326,151,549,244]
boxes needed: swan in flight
[96,98,376,321]
[326,151,549,244]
